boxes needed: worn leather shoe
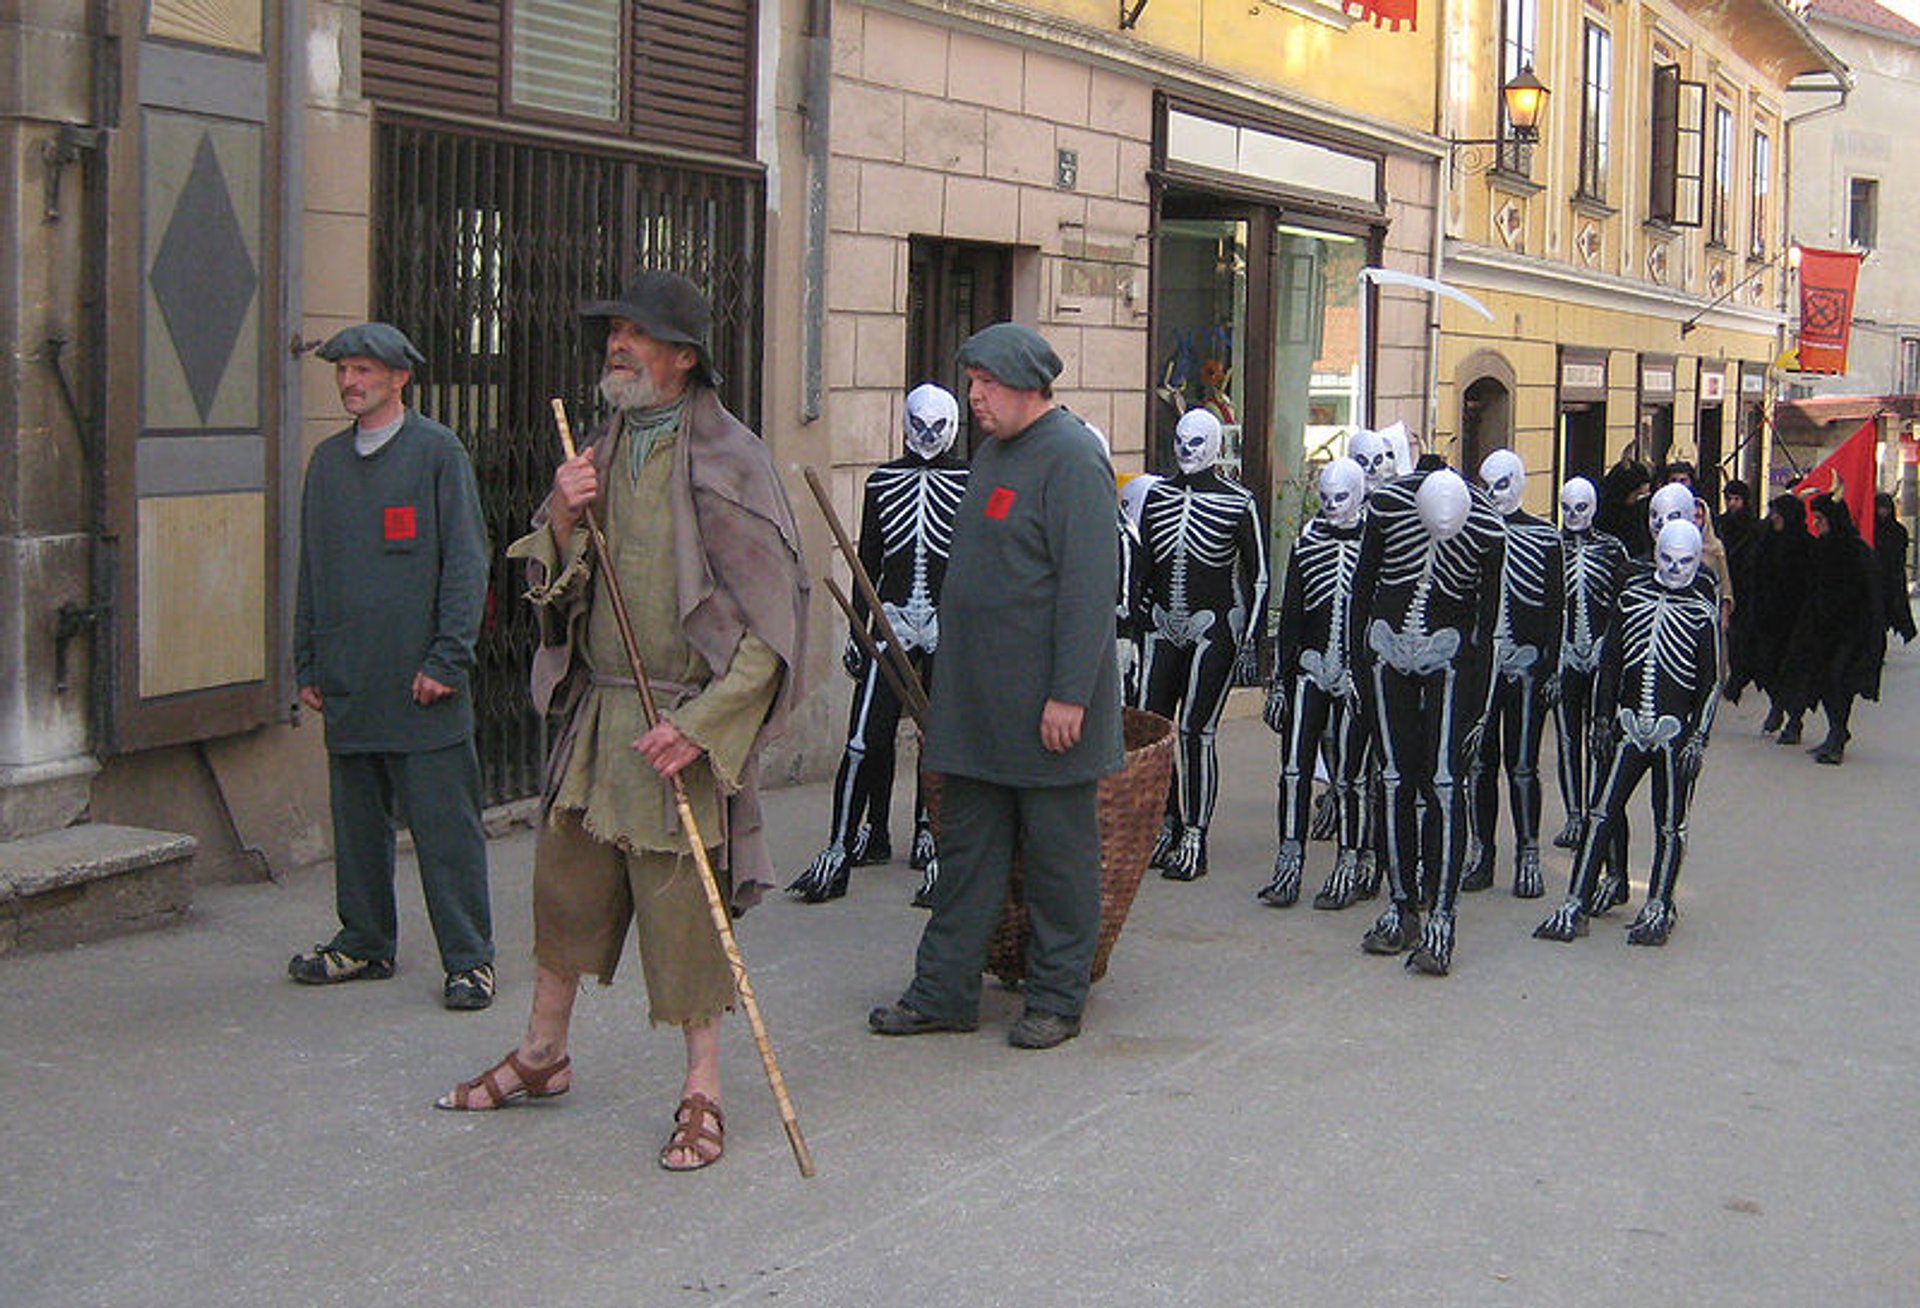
[1007,1009,1081,1050]
[867,1001,976,1036]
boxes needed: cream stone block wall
[826,7,1149,490]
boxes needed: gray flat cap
[315,322,424,370]
[580,269,720,387]
[955,322,1062,391]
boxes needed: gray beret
[955,322,1062,391]
[316,322,425,371]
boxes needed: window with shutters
[1648,62,1704,228]
[511,0,625,122]
[363,0,755,158]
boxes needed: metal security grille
[374,119,764,804]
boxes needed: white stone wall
[827,1,1155,499]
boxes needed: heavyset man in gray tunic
[869,323,1124,1050]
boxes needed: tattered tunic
[509,418,780,858]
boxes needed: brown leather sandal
[659,1093,725,1171]
[434,1050,571,1111]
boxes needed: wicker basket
[924,707,1176,986]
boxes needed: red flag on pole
[1344,0,1416,29]
[1796,248,1865,374]
[1792,417,1878,548]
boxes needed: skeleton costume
[1463,451,1564,899]
[1535,520,1720,947]
[1550,477,1629,852]
[789,384,967,904]
[1140,410,1270,880]
[1350,468,1505,975]
[1261,458,1372,909]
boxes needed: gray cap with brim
[955,322,1062,392]
[315,322,425,371]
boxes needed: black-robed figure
[790,384,967,904]
[1140,409,1269,882]
[1464,451,1564,900]
[1549,475,1629,854]
[1260,456,1374,910]
[1536,519,1721,947]
[1776,493,1884,765]
[1350,467,1505,975]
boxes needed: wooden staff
[801,465,930,726]
[822,574,926,730]
[549,398,815,1180]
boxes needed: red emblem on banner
[1796,247,1866,375]
[985,487,1017,520]
[384,505,418,541]
[1343,0,1417,29]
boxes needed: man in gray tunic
[868,323,1123,1050]
[288,323,496,1010]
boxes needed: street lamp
[1449,66,1552,160]
[1679,242,1802,337]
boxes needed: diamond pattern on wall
[149,133,259,423]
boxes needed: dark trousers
[905,775,1101,1022]
[328,741,493,973]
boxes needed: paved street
[5,646,1918,1308]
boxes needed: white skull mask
[1319,457,1366,530]
[1380,421,1414,475]
[903,383,960,460]
[1174,410,1223,475]
[1655,519,1704,590]
[1648,482,1695,537]
[1349,429,1392,492]
[1416,468,1471,541]
[1479,449,1527,516]
[1561,477,1597,532]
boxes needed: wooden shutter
[633,0,755,156]
[363,0,502,117]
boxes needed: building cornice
[1444,241,1788,338]
[861,0,1444,160]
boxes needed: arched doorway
[1460,376,1513,474]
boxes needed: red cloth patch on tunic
[985,487,1016,520]
[384,505,418,540]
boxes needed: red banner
[1796,247,1865,374]
[1792,417,1877,548]
[1344,0,1416,29]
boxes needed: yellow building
[1432,0,1846,511]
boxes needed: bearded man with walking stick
[437,272,809,1175]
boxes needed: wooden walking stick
[801,465,930,725]
[549,398,815,1179]
[821,574,926,731]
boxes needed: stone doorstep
[0,824,199,957]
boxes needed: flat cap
[955,322,1062,391]
[315,322,425,370]
[580,269,719,387]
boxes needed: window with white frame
[1750,126,1772,260]
[1650,62,1704,227]
[1578,22,1612,201]
[1708,101,1734,247]
[1499,0,1539,172]
[1850,177,1879,249]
